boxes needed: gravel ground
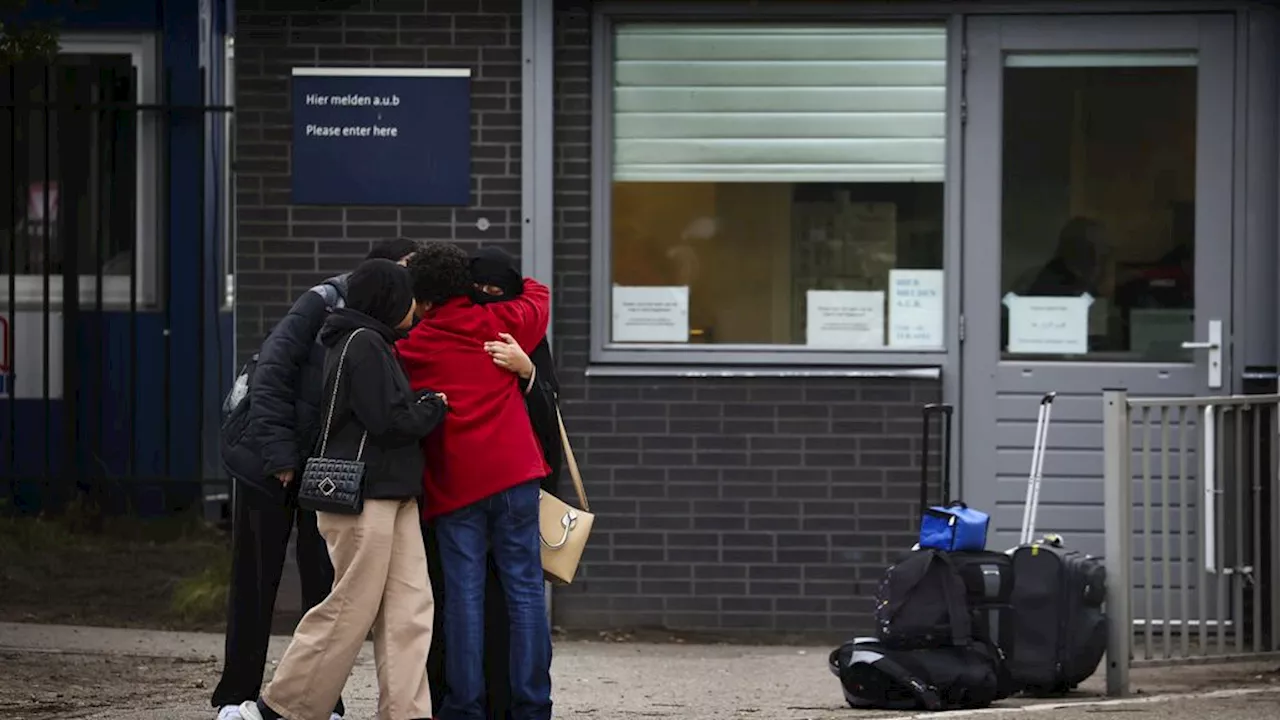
[1,622,1278,720]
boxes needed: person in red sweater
[397,241,553,720]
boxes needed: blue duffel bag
[919,502,990,552]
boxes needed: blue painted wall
[2,0,235,516]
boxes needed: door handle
[1181,319,1222,390]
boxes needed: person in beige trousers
[239,259,447,720]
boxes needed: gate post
[1103,389,1132,697]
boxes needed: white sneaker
[331,715,344,720]
[216,706,243,720]
[236,701,264,720]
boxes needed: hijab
[469,246,523,304]
[345,258,414,331]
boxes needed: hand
[418,390,447,407]
[275,469,294,486]
[484,332,534,379]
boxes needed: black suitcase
[1008,539,1107,694]
[918,405,1017,659]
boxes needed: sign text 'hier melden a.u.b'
[290,68,472,207]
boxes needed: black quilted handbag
[298,328,368,515]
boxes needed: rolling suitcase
[1007,391,1108,695]
[918,404,1016,658]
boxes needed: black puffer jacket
[316,309,446,499]
[245,274,350,484]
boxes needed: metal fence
[1,60,232,521]
[1102,389,1280,696]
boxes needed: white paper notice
[611,286,690,343]
[888,269,945,348]
[1003,293,1094,355]
[806,290,885,348]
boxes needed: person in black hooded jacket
[241,258,445,720]
[422,245,562,720]
[213,237,418,720]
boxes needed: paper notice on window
[611,285,689,343]
[888,269,945,348]
[806,290,885,348]
[1003,293,1093,355]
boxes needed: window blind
[612,24,947,183]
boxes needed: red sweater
[396,278,552,519]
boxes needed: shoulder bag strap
[935,552,972,646]
[316,328,368,460]
[554,407,589,511]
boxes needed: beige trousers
[262,498,434,720]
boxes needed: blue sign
[291,68,472,206]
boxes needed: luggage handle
[920,403,955,518]
[1019,392,1057,545]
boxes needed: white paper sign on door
[611,285,690,343]
[806,290,885,348]
[1003,293,1093,355]
[888,269,945,348]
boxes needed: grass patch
[0,501,232,631]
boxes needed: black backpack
[829,638,1008,711]
[874,549,971,649]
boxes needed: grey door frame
[958,14,1238,532]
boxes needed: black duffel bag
[829,637,1010,712]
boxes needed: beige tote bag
[539,408,594,584]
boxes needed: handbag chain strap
[317,327,369,461]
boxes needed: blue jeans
[435,480,552,720]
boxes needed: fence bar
[1271,404,1280,652]
[1141,406,1153,660]
[1198,406,1209,652]
[1234,408,1246,655]
[1178,405,1190,659]
[1251,405,1262,654]
[41,70,51,488]
[1103,389,1132,697]
[1215,405,1227,656]
[6,66,16,494]
[1160,406,1171,658]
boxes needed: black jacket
[524,340,563,497]
[317,309,445,500]
[246,275,350,480]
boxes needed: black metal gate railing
[2,60,233,519]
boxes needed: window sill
[585,365,941,380]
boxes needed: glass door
[959,15,1235,557]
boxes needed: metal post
[1103,389,1132,696]
[522,0,556,631]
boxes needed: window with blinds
[611,24,948,184]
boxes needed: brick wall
[234,0,946,639]
[234,0,524,352]
[549,2,943,637]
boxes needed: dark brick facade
[234,0,944,638]
[234,0,524,350]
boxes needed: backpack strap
[934,552,972,646]
[846,647,944,712]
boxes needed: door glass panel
[999,56,1197,361]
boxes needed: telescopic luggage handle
[920,403,955,518]
[1019,391,1057,545]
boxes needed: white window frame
[589,6,962,367]
[2,32,160,309]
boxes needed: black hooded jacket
[234,274,349,498]
[317,309,446,500]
